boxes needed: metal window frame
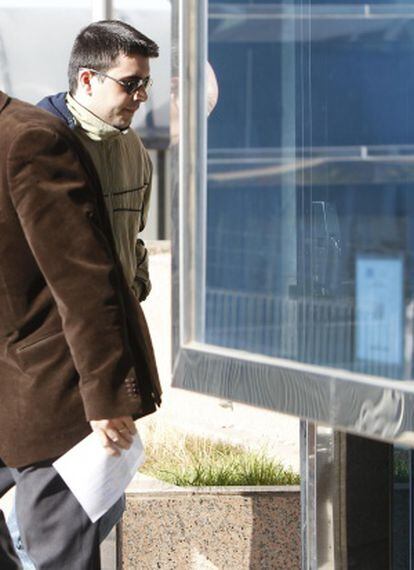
[171,0,414,447]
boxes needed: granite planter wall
[118,485,301,569]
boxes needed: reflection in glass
[205,1,414,380]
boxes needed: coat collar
[0,91,9,113]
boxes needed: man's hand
[89,416,137,456]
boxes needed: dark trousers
[0,457,101,570]
[0,511,21,570]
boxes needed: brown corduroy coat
[0,92,161,468]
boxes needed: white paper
[53,431,145,522]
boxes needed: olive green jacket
[66,94,152,301]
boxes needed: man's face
[83,53,151,129]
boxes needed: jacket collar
[66,93,124,141]
[37,92,76,129]
[0,91,9,114]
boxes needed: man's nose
[133,88,148,102]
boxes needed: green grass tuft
[140,428,300,487]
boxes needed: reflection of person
[206,62,219,117]
[0,90,161,568]
[170,60,219,145]
[7,21,161,568]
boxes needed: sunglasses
[88,69,153,95]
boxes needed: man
[7,21,160,567]
[38,19,159,302]
[0,88,161,568]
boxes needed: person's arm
[131,150,153,301]
[132,239,151,301]
[90,417,136,456]
[7,124,141,428]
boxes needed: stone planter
[118,484,301,569]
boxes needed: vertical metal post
[301,421,346,570]
[92,0,113,21]
[179,0,208,345]
[300,420,316,570]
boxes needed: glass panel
[204,1,414,379]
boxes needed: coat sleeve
[6,125,143,420]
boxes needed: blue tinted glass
[208,11,414,148]
[205,2,414,379]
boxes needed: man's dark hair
[68,20,159,93]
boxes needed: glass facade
[172,2,414,567]
[204,0,414,381]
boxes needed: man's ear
[78,70,94,95]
